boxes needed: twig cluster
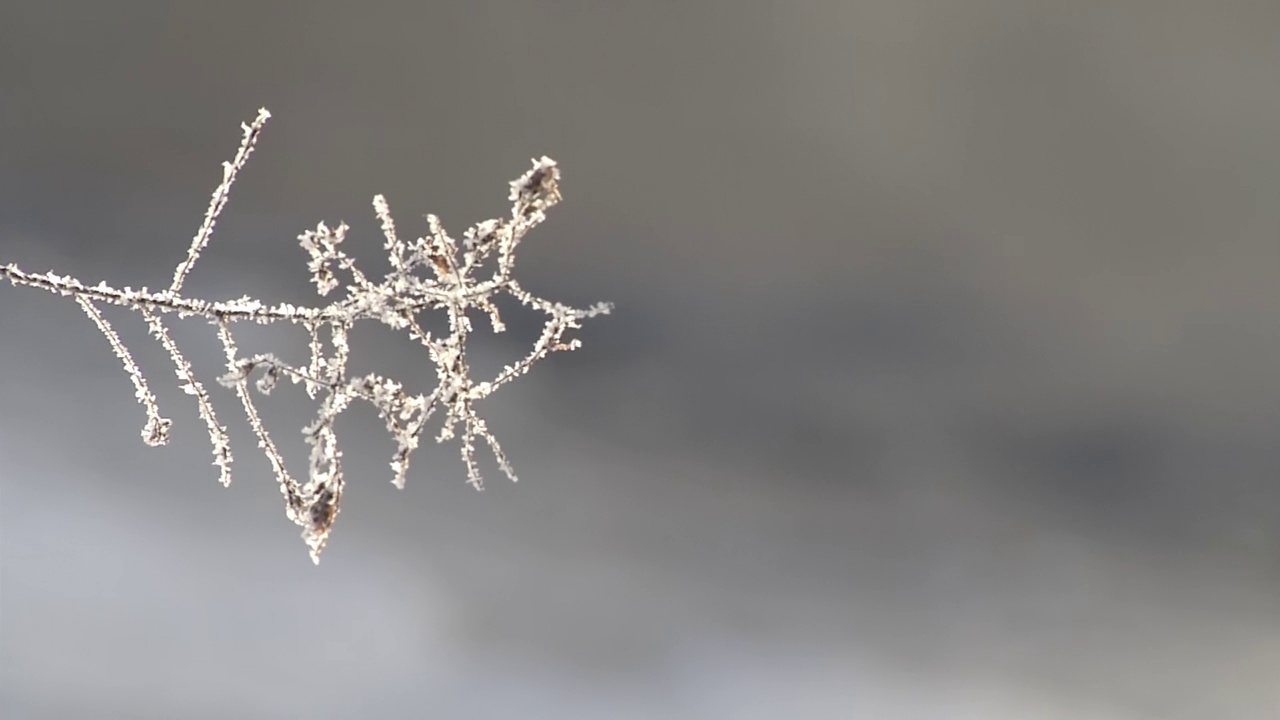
[1,109,611,562]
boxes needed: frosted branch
[0,109,611,562]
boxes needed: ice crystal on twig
[1,109,611,562]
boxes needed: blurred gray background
[1,2,1278,718]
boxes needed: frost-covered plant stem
[0,109,611,562]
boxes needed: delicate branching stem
[0,109,611,562]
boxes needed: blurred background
[1,2,1277,717]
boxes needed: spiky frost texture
[0,109,611,562]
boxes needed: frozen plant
[0,109,611,562]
